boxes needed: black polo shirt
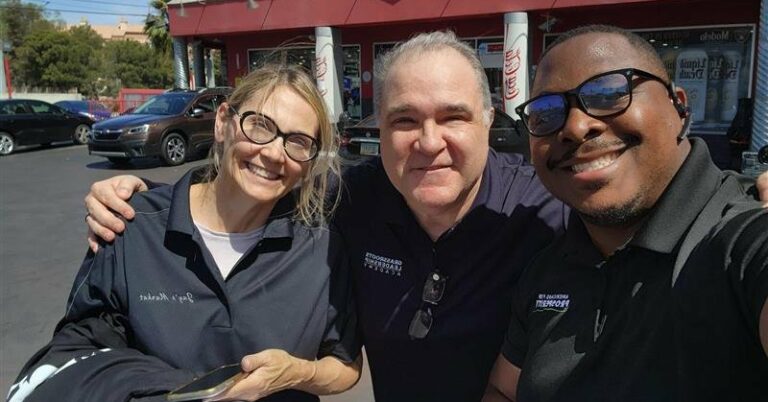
[503,138,768,402]
[13,168,359,402]
[334,150,567,401]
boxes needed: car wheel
[161,133,186,166]
[107,157,131,166]
[73,124,91,145]
[0,132,14,156]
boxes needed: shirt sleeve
[317,226,361,364]
[7,242,195,402]
[723,209,768,335]
[501,275,532,368]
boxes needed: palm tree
[144,0,171,54]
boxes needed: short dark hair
[541,24,668,80]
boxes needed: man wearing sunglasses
[484,25,768,401]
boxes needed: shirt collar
[166,167,296,240]
[630,137,722,253]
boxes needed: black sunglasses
[229,106,320,162]
[515,68,676,137]
[408,271,447,340]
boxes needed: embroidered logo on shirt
[363,252,403,276]
[534,293,570,312]
[138,291,195,304]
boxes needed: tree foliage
[102,40,173,94]
[144,0,171,54]
[0,0,58,53]
[13,25,106,96]
[3,2,173,96]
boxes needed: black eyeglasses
[229,106,320,162]
[515,68,676,137]
[408,271,447,340]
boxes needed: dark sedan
[0,99,94,156]
[339,108,529,162]
[55,100,113,122]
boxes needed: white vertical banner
[315,27,344,123]
[503,12,529,115]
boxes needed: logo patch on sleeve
[534,293,570,312]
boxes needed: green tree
[144,0,171,54]
[0,0,61,88]
[102,40,172,95]
[0,0,56,52]
[13,25,104,94]
[67,25,105,96]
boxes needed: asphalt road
[0,143,373,401]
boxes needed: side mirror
[190,108,205,118]
[758,145,768,164]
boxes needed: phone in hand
[166,364,244,401]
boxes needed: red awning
[169,0,667,37]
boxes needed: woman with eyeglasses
[9,64,361,402]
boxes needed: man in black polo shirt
[484,25,768,402]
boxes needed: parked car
[88,87,231,166]
[0,99,94,156]
[55,100,113,122]
[339,107,529,162]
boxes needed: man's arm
[483,355,521,402]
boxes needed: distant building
[72,17,148,44]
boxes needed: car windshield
[132,93,195,115]
[353,115,378,128]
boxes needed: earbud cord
[677,111,693,141]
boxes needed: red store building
[167,0,765,168]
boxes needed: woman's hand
[209,349,315,401]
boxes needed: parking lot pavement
[0,143,373,402]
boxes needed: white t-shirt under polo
[194,221,265,279]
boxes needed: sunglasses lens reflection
[524,94,567,137]
[408,308,433,339]
[580,73,631,117]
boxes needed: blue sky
[23,0,154,26]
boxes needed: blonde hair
[205,63,341,226]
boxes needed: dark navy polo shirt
[503,138,768,402]
[60,168,359,402]
[334,150,567,401]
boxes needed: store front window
[248,45,362,119]
[637,25,754,134]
